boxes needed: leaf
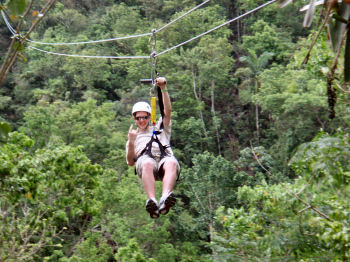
[0,122,11,145]
[7,0,27,15]
[13,41,25,52]
[18,52,27,62]
[345,29,350,82]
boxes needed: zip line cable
[1,11,16,34]
[2,0,211,46]
[1,9,152,45]
[1,0,278,59]
[155,0,211,33]
[28,46,150,59]
[155,0,278,57]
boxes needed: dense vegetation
[0,0,349,261]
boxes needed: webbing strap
[135,131,170,162]
[157,86,165,130]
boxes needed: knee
[163,159,177,170]
[142,160,155,173]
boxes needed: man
[126,77,180,218]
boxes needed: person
[126,77,180,218]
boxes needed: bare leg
[142,160,156,199]
[161,160,177,196]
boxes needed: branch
[249,142,332,221]
[302,2,333,66]
[190,185,206,212]
[24,0,58,39]
[296,173,316,195]
[0,0,58,87]
[326,22,350,119]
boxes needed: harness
[134,86,170,163]
[134,130,170,162]
[135,37,171,163]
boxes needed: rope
[155,0,278,57]
[155,0,211,33]
[28,46,150,59]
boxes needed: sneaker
[159,192,176,215]
[146,198,159,219]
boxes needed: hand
[128,124,138,143]
[156,77,167,88]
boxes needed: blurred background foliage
[0,0,349,261]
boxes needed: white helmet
[132,101,151,115]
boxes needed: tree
[0,131,103,260]
[0,0,58,86]
[210,131,350,261]
[241,20,293,64]
[20,99,126,164]
[236,49,274,144]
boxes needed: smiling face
[134,111,150,131]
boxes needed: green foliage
[7,0,27,15]
[289,131,350,186]
[20,99,126,164]
[255,65,329,170]
[65,232,114,262]
[0,131,103,260]
[114,238,150,262]
[241,20,294,64]
[0,121,11,145]
[211,132,350,261]
[179,148,279,246]
[1,1,349,261]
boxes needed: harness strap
[134,131,170,162]
[157,86,165,130]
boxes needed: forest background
[0,0,349,261]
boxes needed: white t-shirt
[126,118,174,162]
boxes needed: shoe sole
[159,193,176,215]
[146,200,159,219]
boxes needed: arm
[156,77,171,127]
[126,141,136,166]
[126,124,138,166]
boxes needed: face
[134,111,150,130]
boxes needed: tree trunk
[255,79,260,144]
[211,80,221,155]
[192,70,209,149]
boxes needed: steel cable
[156,0,278,57]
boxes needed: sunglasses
[135,115,149,121]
